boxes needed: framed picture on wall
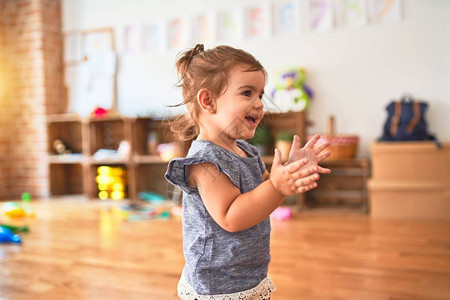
[123,24,143,54]
[369,0,402,23]
[336,0,368,28]
[244,3,272,39]
[273,0,302,35]
[64,28,117,116]
[144,21,167,53]
[216,9,243,42]
[192,13,216,44]
[168,17,191,49]
[307,0,334,33]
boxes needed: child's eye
[259,94,264,100]
[242,90,252,97]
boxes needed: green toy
[271,68,314,112]
[21,192,32,202]
[0,224,29,233]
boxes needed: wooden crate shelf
[47,111,307,203]
[46,114,187,201]
[305,158,370,212]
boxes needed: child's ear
[197,88,216,113]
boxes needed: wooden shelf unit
[47,111,307,203]
[46,114,183,201]
[304,158,370,212]
[261,111,307,148]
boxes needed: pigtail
[169,44,204,141]
[176,44,204,84]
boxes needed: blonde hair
[171,44,266,141]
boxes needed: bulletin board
[63,28,117,116]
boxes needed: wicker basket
[325,135,359,159]
[309,115,359,160]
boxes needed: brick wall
[0,0,11,200]
[0,0,63,200]
[42,0,64,115]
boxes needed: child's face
[213,65,265,142]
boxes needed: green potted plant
[250,126,272,156]
[275,131,294,162]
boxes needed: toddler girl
[165,44,330,299]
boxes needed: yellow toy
[3,202,34,218]
[96,166,127,200]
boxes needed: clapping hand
[289,134,331,166]
[286,134,331,193]
[270,149,322,196]
[269,134,331,196]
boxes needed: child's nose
[254,98,264,109]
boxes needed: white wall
[62,0,450,156]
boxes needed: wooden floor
[1,199,450,300]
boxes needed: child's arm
[188,149,318,233]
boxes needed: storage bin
[368,179,450,220]
[369,142,450,220]
[370,142,450,181]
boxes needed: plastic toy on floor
[270,207,292,221]
[3,196,35,219]
[127,206,171,222]
[21,192,35,217]
[3,202,29,218]
[0,226,22,244]
[119,203,172,222]
[0,224,29,233]
[137,191,166,205]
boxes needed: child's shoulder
[188,140,233,158]
[188,139,220,155]
[188,139,259,160]
[236,139,260,157]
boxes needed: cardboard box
[368,179,450,220]
[369,142,450,220]
[370,142,450,181]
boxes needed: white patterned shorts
[177,275,276,300]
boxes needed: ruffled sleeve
[165,153,240,194]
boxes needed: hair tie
[192,44,204,55]
[186,44,204,64]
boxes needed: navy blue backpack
[380,96,441,148]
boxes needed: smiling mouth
[245,115,258,126]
